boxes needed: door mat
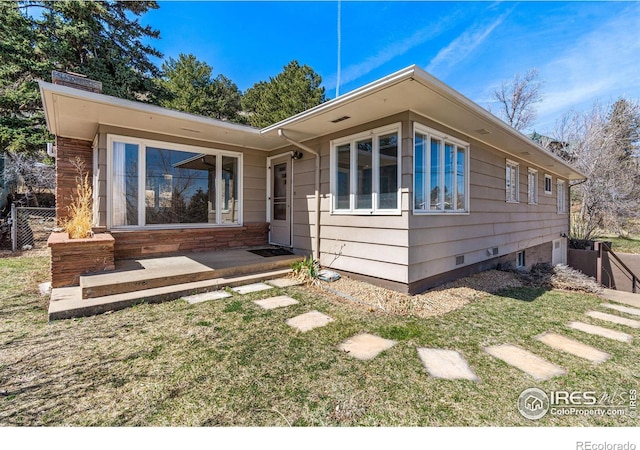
[248,248,295,257]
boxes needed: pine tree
[156,53,243,123]
[242,60,326,128]
[0,1,163,156]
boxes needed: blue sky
[141,1,640,133]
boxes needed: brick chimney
[50,70,102,226]
[51,70,102,94]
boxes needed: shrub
[63,157,93,239]
[291,256,320,285]
[516,262,603,294]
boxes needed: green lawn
[604,235,640,254]
[0,255,638,426]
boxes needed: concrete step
[601,289,640,308]
[49,268,292,321]
[80,252,301,299]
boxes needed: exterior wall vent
[487,247,499,257]
[455,255,465,266]
[331,115,351,123]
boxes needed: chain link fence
[10,205,57,252]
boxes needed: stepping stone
[338,333,396,361]
[253,295,299,310]
[484,344,566,381]
[535,332,610,363]
[568,321,633,343]
[183,290,232,304]
[416,348,479,381]
[601,303,640,317]
[266,278,303,288]
[231,283,273,295]
[286,310,334,332]
[585,310,640,329]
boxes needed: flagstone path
[535,332,610,363]
[211,279,638,382]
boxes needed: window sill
[109,223,243,231]
[413,210,469,216]
[330,210,402,216]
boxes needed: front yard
[0,254,638,426]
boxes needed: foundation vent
[455,255,465,266]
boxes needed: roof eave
[38,80,263,136]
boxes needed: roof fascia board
[38,80,262,136]
[260,65,418,134]
[409,67,586,179]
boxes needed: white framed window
[544,174,553,194]
[107,135,242,229]
[330,123,401,215]
[506,160,519,203]
[516,251,526,268]
[557,179,567,214]
[528,168,538,205]
[414,124,469,213]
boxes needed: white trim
[544,173,553,195]
[413,123,470,214]
[527,167,538,205]
[506,159,520,203]
[266,153,294,247]
[106,133,243,230]
[329,123,402,215]
[516,250,526,268]
[92,142,99,227]
[39,81,261,135]
[557,179,567,214]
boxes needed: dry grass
[1,255,638,427]
[516,263,603,294]
[62,157,93,239]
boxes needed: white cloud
[536,3,640,128]
[425,8,513,77]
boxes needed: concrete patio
[48,246,302,320]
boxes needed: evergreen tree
[0,1,163,156]
[242,60,326,128]
[157,53,243,122]
[0,3,50,155]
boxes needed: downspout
[277,129,321,261]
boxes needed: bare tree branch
[492,68,543,131]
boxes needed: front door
[270,157,291,246]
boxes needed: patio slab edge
[49,268,291,321]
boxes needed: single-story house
[40,66,585,294]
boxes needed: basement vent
[331,115,351,123]
[455,255,465,266]
[487,247,499,256]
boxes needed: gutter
[277,129,321,261]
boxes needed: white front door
[269,157,291,246]
[552,238,567,265]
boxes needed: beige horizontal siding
[408,115,569,284]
